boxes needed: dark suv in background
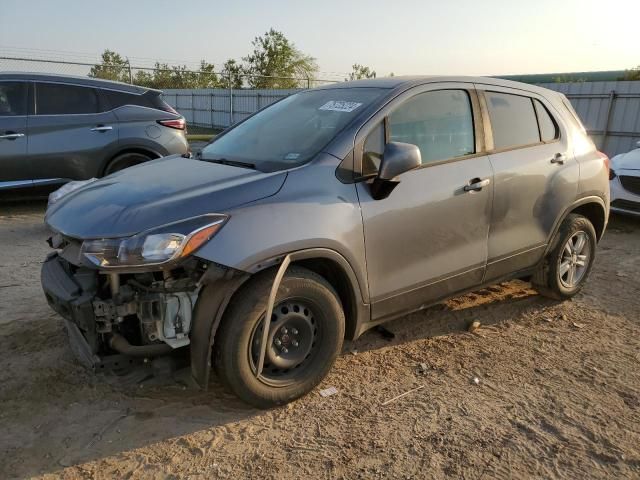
[0,72,189,189]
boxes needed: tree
[620,66,640,81]
[89,50,131,83]
[243,29,318,88]
[349,64,376,81]
[222,59,244,89]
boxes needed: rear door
[477,85,578,280]
[0,81,30,182]
[27,82,119,180]
[356,85,493,321]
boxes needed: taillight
[157,118,186,130]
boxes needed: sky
[1,0,639,79]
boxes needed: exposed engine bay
[41,238,214,366]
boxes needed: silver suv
[0,73,189,190]
[41,76,610,408]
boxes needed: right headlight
[80,214,228,268]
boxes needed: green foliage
[92,50,220,88]
[138,61,219,89]
[92,30,320,90]
[349,64,376,81]
[88,50,131,83]
[552,75,586,83]
[620,66,640,81]
[222,59,244,89]
[243,29,318,88]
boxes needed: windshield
[200,88,387,172]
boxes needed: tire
[103,152,152,176]
[214,266,345,408]
[532,214,597,300]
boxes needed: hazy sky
[1,0,638,78]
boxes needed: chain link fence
[0,55,341,130]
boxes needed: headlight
[81,214,228,268]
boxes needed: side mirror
[370,142,421,200]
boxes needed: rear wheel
[214,266,345,408]
[532,214,597,300]
[103,152,152,176]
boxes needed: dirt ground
[0,200,639,480]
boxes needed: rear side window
[486,92,539,150]
[36,83,98,115]
[534,99,559,142]
[103,90,176,113]
[388,89,475,165]
[0,82,27,116]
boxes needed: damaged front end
[41,227,246,385]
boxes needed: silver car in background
[610,140,640,216]
[0,72,189,190]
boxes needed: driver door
[355,85,493,321]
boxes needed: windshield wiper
[197,154,256,170]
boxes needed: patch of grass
[186,134,216,142]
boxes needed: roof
[316,75,563,98]
[0,71,157,94]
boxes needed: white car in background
[610,141,640,216]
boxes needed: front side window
[486,91,540,150]
[0,82,27,116]
[388,89,475,165]
[36,83,99,115]
[201,87,387,172]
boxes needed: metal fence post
[307,77,310,89]
[600,89,617,151]
[228,74,234,126]
[126,58,133,84]
[210,92,214,129]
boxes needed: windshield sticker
[284,153,301,160]
[319,101,363,113]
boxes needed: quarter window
[36,83,99,115]
[0,82,27,116]
[534,99,559,142]
[388,90,475,165]
[486,92,539,150]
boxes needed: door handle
[551,153,566,165]
[464,178,491,192]
[0,132,25,140]
[90,125,113,132]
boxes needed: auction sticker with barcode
[319,101,363,113]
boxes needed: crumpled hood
[46,155,287,239]
[611,148,640,171]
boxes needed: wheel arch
[545,196,608,256]
[189,248,370,390]
[101,147,162,176]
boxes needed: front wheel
[532,214,597,300]
[214,266,345,408]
